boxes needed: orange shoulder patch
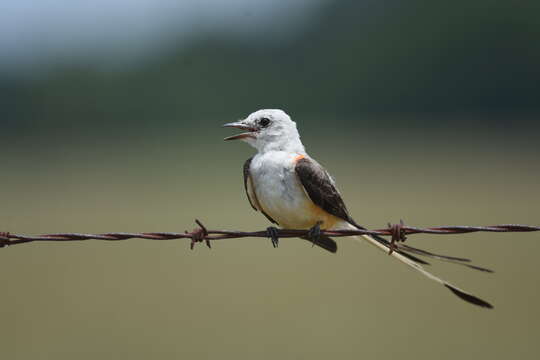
[293,154,306,163]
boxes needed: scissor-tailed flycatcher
[224,109,492,308]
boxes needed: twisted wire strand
[1,221,538,249]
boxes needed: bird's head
[223,109,304,153]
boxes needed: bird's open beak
[223,122,257,141]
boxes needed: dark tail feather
[350,222,493,309]
[302,235,337,253]
[346,221,432,265]
[444,284,494,308]
[369,234,430,265]
[398,244,494,273]
[364,227,492,272]
[400,244,471,262]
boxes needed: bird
[223,109,493,309]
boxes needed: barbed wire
[0,220,538,250]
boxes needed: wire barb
[190,219,210,249]
[388,220,407,255]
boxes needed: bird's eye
[259,117,271,128]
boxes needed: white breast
[249,151,320,229]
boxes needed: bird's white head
[223,109,305,153]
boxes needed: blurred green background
[1,1,539,359]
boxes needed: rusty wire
[0,221,538,250]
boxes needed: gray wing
[243,157,278,225]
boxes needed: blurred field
[1,122,539,359]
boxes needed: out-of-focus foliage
[1,0,538,140]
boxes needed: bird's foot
[266,227,280,248]
[307,221,324,247]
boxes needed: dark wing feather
[243,157,278,225]
[295,157,353,223]
[243,157,258,212]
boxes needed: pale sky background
[0,0,323,70]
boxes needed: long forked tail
[353,230,493,309]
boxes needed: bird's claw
[307,221,323,247]
[266,227,280,248]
